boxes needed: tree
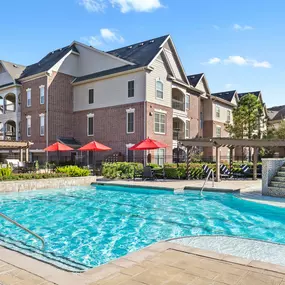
[275,120,285,139]
[226,93,263,161]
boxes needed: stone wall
[0,176,96,193]
[262,158,285,196]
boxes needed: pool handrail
[201,169,214,194]
[0,212,45,250]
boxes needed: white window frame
[126,108,135,134]
[155,148,165,166]
[227,110,231,122]
[26,88,31,107]
[128,80,135,98]
[39,85,45,105]
[216,125,222,138]
[155,79,164,100]
[215,104,220,118]
[154,111,166,134]
[185,120,190,138]
[39,113,45,136]
[87,113,94,136]
[26,115,31,137]
[185,94,190,110]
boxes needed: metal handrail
[0,212,45,250]
[200,169,214,194]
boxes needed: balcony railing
[172,99,185,111]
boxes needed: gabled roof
[107,35,169,66]
[238,91,261,98]
[211,90,237,102]
[19,45,79,79]
[187,73,204,87]
[0,60,26,81]
[268,105,285,121]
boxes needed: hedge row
[0,173,69,181]
[102,162,260,180]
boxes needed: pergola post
[25,147,29,162]
[229,147,234,176]
[215,145,221,182]
[186,147,190,180]
[253,147,258,180]
[20,148,23,162]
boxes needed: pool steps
[269,164,285,197]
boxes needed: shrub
[55,165,90,177]
[0,166,12,177]
[0,173,68,181]
[102,162,143,179]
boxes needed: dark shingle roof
[268,105,285,112]
[73,65,139,83]
[0,82,14,89]
[107,35,169,66]
[211,90,236,102]
[268,105,285,121]
[20,45,79,79]
[238,91,261,98]
[187,73,204,87]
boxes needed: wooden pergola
[0,140,32,162]
[180,138,285,181]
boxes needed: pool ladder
[200,169,214,194]
[0,212,45,250]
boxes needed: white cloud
[233,24,254,31]
[224,55,247,66]
[204,57,221,64]
[203,55,271,68]
[80,36,103,47]
[225,83,233,89]
[78,0,106,12]
[100,28,124,43]
[110,0,163,13]
[78,0,163,13]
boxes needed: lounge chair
[220,164,231,179]
[233,164,250,179]
[202,165,214,177]
[142,166,155,180]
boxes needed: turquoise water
[0,185,285,270]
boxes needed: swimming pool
[0,185,284,271]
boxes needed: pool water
[0,185,285,271]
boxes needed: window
[89,89,94,104]
[200,112,203,129]
[39,86,45,105]
[87,115,94,136]
[156,79,164,99]
[126,110,135,133]
[216,126,221,137]
[128,81,134,98]
[227,110,231,122]
[26,89,31,107]
[154,112,166,134]
[26,116,31,137]
[185,95,190,110]
[215,105,220,118]
[39,114,45,136]
[185,120,190,138]
[155,148,165,166]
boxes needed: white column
[15,92,19,141]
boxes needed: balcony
[172,88,185,112]
[173,117,185,140]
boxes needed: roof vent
[226,92,229,94]
[190,76,195,79]
[149,40,155,43]
[52,51,54,54]
[128,46,133,49]
[13,64,18,68]
[59,48,62,51]
[139,42,144,46]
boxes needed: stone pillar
[15,92,19,141]
[25,148,29,162]
[253,147,258,180]
[215,146,221,182]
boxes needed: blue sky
[1,0,284,107]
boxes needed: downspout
[144,72,147,165]
[46,74,49,163]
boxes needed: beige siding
[164,49,183,81]
[213,102,233,124]
[146,59,172,108]
[73,71,146,111]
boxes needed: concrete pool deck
[1,240,285,285]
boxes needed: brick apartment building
[0,35,268,164]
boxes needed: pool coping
[1,238,285,285]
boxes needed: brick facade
[188,93,202,138]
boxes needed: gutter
[19,72,48,83]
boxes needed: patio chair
[234,164,250,179]
[202,165,212,176]
[142,166,155,181]
[220,164,231,179]
[133,166,143,180]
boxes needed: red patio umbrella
[44,142,74,164]
[129,138,168,150]
[129,138,168,165]
[79,141,111,174]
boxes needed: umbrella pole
[93,151,95,176]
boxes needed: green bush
[102,162,143,179]
[0,173,68,181]
[0,166,12,177]
[55,165,90,177]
